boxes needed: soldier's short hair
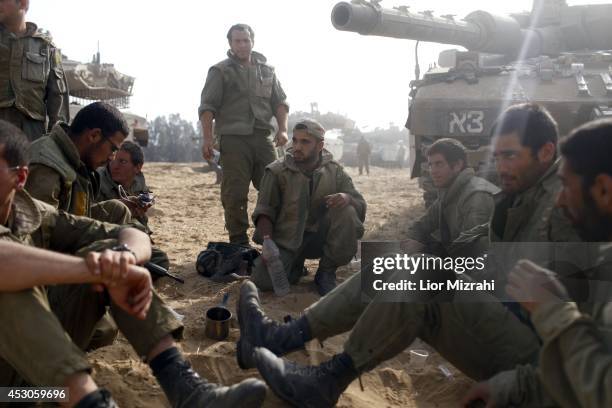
[426,138,467,168]
[227,24,255,42]
[70,102,129,140]
[0,120,29,167]
[120,141,144,167]
[561,118,612,187]
[492,103,558,156]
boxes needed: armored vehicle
[331,0,612,204]
[63,51,149,146]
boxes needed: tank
[63,51,149,147]
[331,0,612,204]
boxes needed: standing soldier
[199,23,289,245]
[0,0,69,141]
[356,136,371,175]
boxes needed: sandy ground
[89,163,473,407]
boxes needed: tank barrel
[331,2,482,49]
[331,1,612,58]
[331,1,529,56]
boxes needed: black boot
[74,389,118,408]
[151,347,266,408]
[254,347,358,408]
[314,267,337,296]
[237,281,311,369]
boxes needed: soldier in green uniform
[464,118,612,408]
[235,104,583,407]
[199,23,289,245]
[0,121,266,407]
[250,119,366,295]
[25,102,168,350]
[25,101,129,223]
[98,141,151,229]
[404,138,499,264]
[0,0,69,141]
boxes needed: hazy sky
[28,0,606,129]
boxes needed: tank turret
[331,0,612,205]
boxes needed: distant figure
[356,136,371,175]
[199,23,289,245]
[0,0,69,140]
[396,141,406,169]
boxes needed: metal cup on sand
[205,293,232,341]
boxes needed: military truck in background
[331,0,612,204]
[63,51,149,146]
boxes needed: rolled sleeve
[198,67,224,117]
[532,302,583,342]
[252,168,281,226]
[270,75,289,112]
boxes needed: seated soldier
[251,118,366,296]
[235,104,587,407]
[464,118,612,408]
[98,141,151,230]
[0,121,266,408]
[25,102,169,349]
[403,138,499,262]
[26,101,132,224]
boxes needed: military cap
[293,118,326,140]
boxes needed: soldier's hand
[461,382,495,408]
[86,249,138,288]
[107,265,153,320]
[202,137,214,161]
[506,259,570,314]
[275,130,288,147]
[325,193,351,209]
[121,197,149,218]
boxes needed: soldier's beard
[569,192,612,242]
[294,151,321,172]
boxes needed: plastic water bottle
[262,236,290,296]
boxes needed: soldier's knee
[92,200,131,225]
[251,260,274,292]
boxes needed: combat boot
[237,281,311,369]
[74,389,118,408]
[314,260,338,295]
[254,347,359,408]
[151,348,266,408]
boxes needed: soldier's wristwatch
[110,244,137,260]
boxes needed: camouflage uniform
[250,149,366,291]
[97,165,150,229]
[0,190,182,387]
[199,50,288,244]
[406,167,499,261]
[301,159,581,394]
[0,23,69,141]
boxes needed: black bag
[196,242,260,282]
